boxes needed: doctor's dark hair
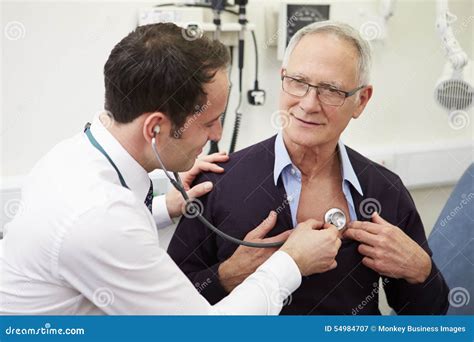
[103,23,229,131]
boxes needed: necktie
[145,179,154,213]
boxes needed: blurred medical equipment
[435,0,473,119]
[276,0,395,60]
[138,1,264,154]
[277,2,330,60]
[229,0,247,154]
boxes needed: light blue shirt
[273,132,364,227]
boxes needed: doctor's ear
[143,112,167,142]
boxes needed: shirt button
[287,195,294,202]
[290,168,296,175]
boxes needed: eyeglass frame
[281,71,366,107]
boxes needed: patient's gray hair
[282,20,372,85]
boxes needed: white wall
[1,0,473,315]
[1,0,473,229]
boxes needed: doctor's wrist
[164,191,183,218]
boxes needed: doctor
[0,23,342,314]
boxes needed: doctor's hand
[165,152,229,218]
[280,219,341,276]
[218,211,293,292]
[343,212,432,284]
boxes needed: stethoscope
[85,123,347,248]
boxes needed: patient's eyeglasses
[281,74,365,107]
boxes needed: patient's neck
[282,133,340,182]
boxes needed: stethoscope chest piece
[324,208,347,231]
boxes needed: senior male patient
[168,21,449,315]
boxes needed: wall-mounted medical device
[435,0,473,119]
[274,0,395,60]
[277,1,330,60]
[138,6,252,47]
[137,1,263,154]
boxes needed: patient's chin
[286,127,328,148]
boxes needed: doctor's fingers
[321,224,339,236]
[322,223,345,239]
[186,181,214,199]
[184,161,225,181]
[200,151,229,163]
[185,153,229,177]
[296,218,324,231]
[319,226,342,248]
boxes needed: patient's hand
[343,212,432,284]
[218,211,292,292]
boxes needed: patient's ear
[352,85,373,119]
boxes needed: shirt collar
[273,132,294,185]
[89,114,151,202]
[273,132,363,196]
[337,140,364,196]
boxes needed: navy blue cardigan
[168,135,449,315]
